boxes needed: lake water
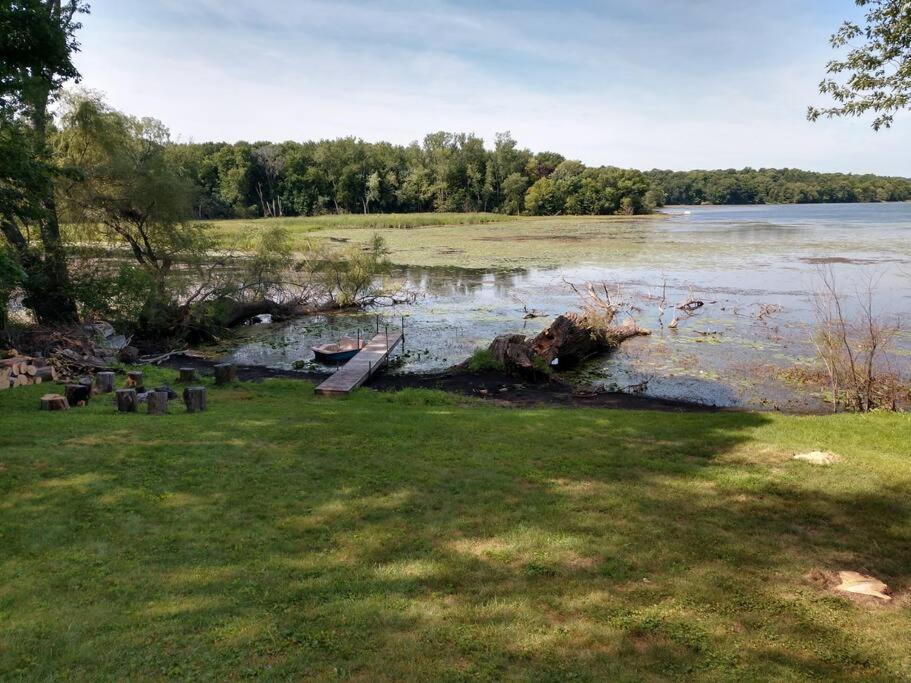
[232,204,911,410]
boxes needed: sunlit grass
[0,370,909,679]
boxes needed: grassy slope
[1,373,910,680]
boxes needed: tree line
[645,168,911,206]
[165,134,657,219]
[167,139,911,220]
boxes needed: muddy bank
[158,353,719,412]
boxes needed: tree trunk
[183,386,207,413]
[214,362,236,385]
[27,79,78,324]
[116,388,138,412]
[40,393,69,411]
[178,367,197,383]
[127,371,144,390]
[65,383,91,406]
[485,314,649,373]
[147,391,169,415]
[95,371,116,393]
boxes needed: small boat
[311,336,366,364]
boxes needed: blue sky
[74,1,910,175]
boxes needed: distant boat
[312,336,366,364]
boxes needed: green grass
[1,372,910,679]
[465,348,507,373]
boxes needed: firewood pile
[0,352,57,390]
[5,322,130,381]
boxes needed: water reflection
[232,204,911,410]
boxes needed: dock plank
[314,332,403,396]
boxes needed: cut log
[126,370,144,387]
[65,383,92,406]
[183,386,207,413]
[115,388,138,413]
[24,364,37,376]
[213,363,236,385]
[34,366,56,382]
[40,393,70,411]
[147,391,169,415]
[152,385,177,400]
[15,374,31,387]
[95,371,116,393]
[178,367,197,383]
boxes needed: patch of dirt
[159,354,718,412]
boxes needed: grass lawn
[1,372,910,680]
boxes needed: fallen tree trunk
[486,313,649,373]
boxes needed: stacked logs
[0,353,234,416]
[0,353,57,391]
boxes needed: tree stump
[178,367,196,383]
[213,362,236,385]
[116,388,138,413]
[95,371,116,393]
[183,386,207,413]
[154,384,178,400]
[40,393,69,411]
[65,383,92,406]
[147,390,169,415]
[126,371,144,390]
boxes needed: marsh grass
[1,371,910,679]
[209,213,516,247]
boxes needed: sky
[73,0,911,176]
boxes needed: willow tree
[0,0,88,323]
[55,94,212,334]
[809,0,911,130]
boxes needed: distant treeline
[163,133,911,219]
[645,168,911,206]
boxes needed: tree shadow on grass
[1,392,909,679]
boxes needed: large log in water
[487,314,649,372]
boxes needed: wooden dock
[314,331,403,396]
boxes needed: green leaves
[809,0,911,130]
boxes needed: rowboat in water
[311,336,366,364]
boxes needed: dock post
[401,315,405,353]
[376,315,379,333]
[385,324,389,350]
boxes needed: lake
[231,203,911,410]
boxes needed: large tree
[808,0,911,130]
[0,0,88,323]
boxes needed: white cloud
[74,0,911,175]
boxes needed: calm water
[232,204,911,409]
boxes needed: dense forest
[167,136,911,219]
[645,168,911,205]
[165,133,655,219]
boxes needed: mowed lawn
[1,373,910,680]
